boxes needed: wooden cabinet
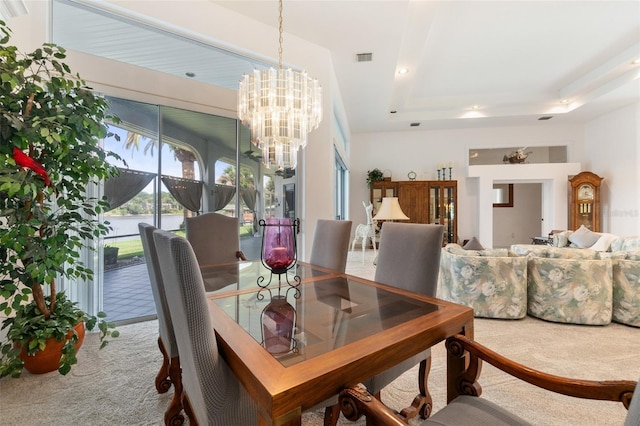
[569,171,603,232]
[370,180,398,215]
[397,181,429,224]
[428,180,457,245]
[370,179,457,245]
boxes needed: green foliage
[0,21,121,377]
[0,292,119,378]
[366,168,384,188]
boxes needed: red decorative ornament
[12,147,52,186]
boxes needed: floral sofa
[511,235,640,327]
[438,244,527,319]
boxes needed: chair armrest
[339,384,408,425]
[236,250,247,261]
[447,334,636,409]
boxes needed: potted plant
[0,21,120,378]
[366,168,384,188]
[103,245,119,266]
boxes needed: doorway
[493,183,542,248]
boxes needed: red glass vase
[261,295,295,354]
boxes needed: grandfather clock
[569,171,603,232]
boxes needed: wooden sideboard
[371,179,457,244]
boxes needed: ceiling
[53,0,640,136]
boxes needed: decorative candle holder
[258,218,301,289]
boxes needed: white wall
[584,102,640,236]
[350,124,584,243]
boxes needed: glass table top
[212,275,440,367]
[200,260,332,295]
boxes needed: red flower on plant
[12,147,52,187]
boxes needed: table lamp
[373,197,409,221]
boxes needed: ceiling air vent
[410,122,420,127]
[356,52,373,62]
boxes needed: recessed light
[632,58,640,65]
[185,72,196,78]
[560,99,569,104]
[471,105,480,110]
[538,116,553,121]
[398,68,409,75]
[410,122,420,127]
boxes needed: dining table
[200,259,474,426]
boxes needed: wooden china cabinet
[370,179,457,245]
[568,171,603,232]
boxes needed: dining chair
[138,223,185,426]
[185,212,247,265]
[323,222,444,425]
[368,222,445,420]
[153,229,258,425]
[338,334,638,426]
[309,219,353,272]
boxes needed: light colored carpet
[1,250,638,425]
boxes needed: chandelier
[237,0,322,169]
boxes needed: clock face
[578,184,594,200]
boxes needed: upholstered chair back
[375,222,445,295]
[138,223,178,358]
[153,229,257,425]
[310,219,353,272]
[186,212,244,265]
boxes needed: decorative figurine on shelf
[258,218,301,289]
[503,147,532,164]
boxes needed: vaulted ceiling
[213,0,640,132]
[53,0,640,136]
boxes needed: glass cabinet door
[444,185,456,244]
[429,186,440,222]
[428,181,457,245]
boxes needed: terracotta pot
[18,322,86,374]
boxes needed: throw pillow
[463,237,484,250]
[590,233,618,252]
[568,225,601,248]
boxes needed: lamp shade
[373,197,409,221]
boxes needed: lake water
[104,215,184,241]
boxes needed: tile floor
[103,245,377,324]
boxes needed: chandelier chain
[237,0,322,169]
[278,0,283,70]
